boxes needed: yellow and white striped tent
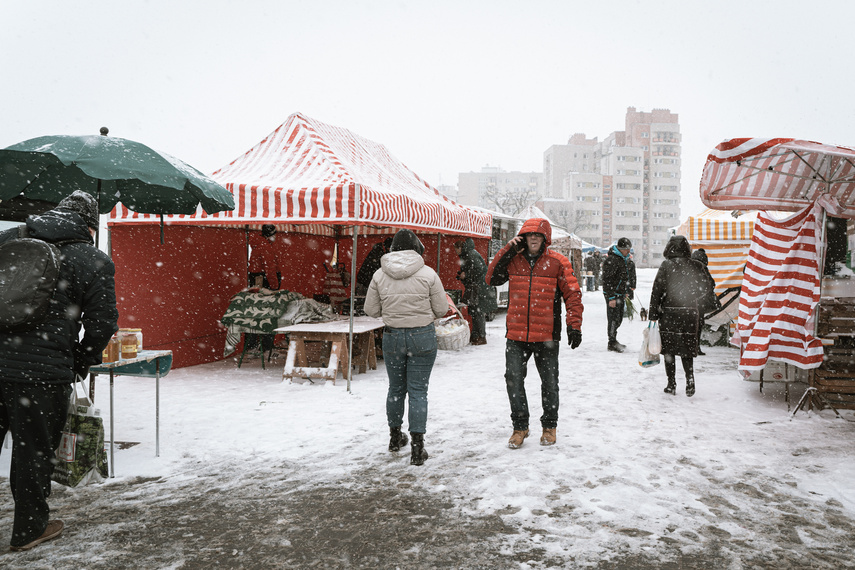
[674,209,758,294]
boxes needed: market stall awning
[109,113,491,238]
[674,208,758,294]
[700,138,855,218]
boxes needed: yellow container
[118,328,143,359]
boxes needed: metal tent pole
[347,184,361,393]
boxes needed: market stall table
[276,317,384,384]
[88,350,173,477]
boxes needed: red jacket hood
[518,218,552,246]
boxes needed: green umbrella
[0,131,234,241]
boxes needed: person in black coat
[454,238,495,345]
[0,191,119,551]
[356,237,393,295]
[600,237,636,352]
[690,248,720,356]
[648,236,717,397]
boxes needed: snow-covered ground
[2,268,855,569]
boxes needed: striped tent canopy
[732,197,845,372]
[674,208,759,294]
[110,113,491,237]
[700,138,855,219]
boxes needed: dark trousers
[664,354,694,381]
[606,298,625,343]
[504,339,560,430]
[0,381,71,547]
[469,304,486,340]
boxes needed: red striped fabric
[700,138,855,218]
[732,200,827,372]
[109,113,492,238]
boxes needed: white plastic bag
[639,324,660,368]
[647,321,662,356]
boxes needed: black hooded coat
[456,238,497,315]
[648,236,717,357]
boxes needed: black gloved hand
[626,289,634,300]
[72,343,90,381]
[567,327,582,349]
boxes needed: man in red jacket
[486,219,584,449]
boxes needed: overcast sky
[2,0,853,219]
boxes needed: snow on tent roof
[109,113,491,238]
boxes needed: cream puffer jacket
[364,250,448,329]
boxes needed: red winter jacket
[486,218,583,342]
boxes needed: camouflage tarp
[221,290,305,334]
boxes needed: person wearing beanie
[0,193,118,551]
[364,228,447,466]
[486,218,584,449]
[601,237,637,352]
[245,224,282,354]
[56,190,100,230]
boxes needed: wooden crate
[817,299,855,336]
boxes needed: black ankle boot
[389,426,408,452]
[664,378,676,395]
[686,378,695,397]
[410,432,428,466]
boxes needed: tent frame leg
[791,387,841,419]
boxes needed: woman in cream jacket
[364,229,447,466]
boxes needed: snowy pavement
[2,268,855,569]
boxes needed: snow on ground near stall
[2,268,855,568]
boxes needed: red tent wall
[110,225,490,369]
[111,225,245,368]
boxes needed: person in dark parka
[356,237,393,294]
[600,237,636,352]
[648,236,717,397]
[454,238,496,345]
[690,248,720,356]
[0,191,119,551]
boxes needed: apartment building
[541,107,681,267]
[457,166,543,214]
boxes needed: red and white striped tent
[106,113,492,368]
[700,138,855,219]
[111,112,491,237]
[731,198,842,372]
[699,137,855,372]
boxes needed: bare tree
[482,185,537,216]
[554,207,592,235]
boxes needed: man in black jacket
[600,237,636,353]
[0,191,118,551]
[356,237,393,295]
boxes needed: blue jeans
[504,339,560,430]
[383,324,437,434]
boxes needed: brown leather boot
[540,428,556,446]
[508,429,529,449]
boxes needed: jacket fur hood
[380,250,426,280]
[518,218,552,247]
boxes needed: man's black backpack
[0,225,64,332]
